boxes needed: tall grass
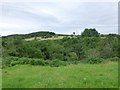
[2,62,118,88]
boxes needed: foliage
[10,61,20,66]
[86,49,100,59]
[2,57,69,68]
[2,29,119,67]
[99,44,113,59]
[108,57,119,62]
[30,59,45,66]
[87,57,104,64]
[2,57,45,68]
[49,59,67,67]
[67,52,78,61]
[81,28,100,37]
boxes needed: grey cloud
[0,2,118,36]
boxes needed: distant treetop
[81,28,100,37]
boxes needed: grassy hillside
[25,36,65,41]
[2,62,118,88]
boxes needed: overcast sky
[0,0,118,36]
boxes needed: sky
[0,0,118,36]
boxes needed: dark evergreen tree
[81,28,100,37]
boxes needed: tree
[81,28,100,37]
[73,32,75,35]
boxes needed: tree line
[2,28,120,67]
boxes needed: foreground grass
[0,59,2,89]
[2,62,118,88]
[0,69,2,89]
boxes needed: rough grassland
[0,69,2,89]
[2,62,118,88]
[25,36,64,41]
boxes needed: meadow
[0,69,2,89]
[2,61,118,88]
[25,36,65,41]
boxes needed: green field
[2,61,118,88]
[0,69,2,89]
[25,36,65,41]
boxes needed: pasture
[2,61,118,88]
[0,69,2,89]
[25,36,65,41]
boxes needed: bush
[33,59,45,66]
[108,57,119,62]
[50,59,67,67]
[10,61,19,66]
[68,61,79,65]
[28,59,35,65]
[67,52,78,61]
[87,57,104,64]
[2,57,47,67]
[44,60,50,65]
[19,57,30,64]
[2,57,14,67]
[28,59,45,66]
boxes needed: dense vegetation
[2,28,119,68]
[81,28,100,37]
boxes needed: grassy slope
[25,36,65,41]
[2,62,118,88]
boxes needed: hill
[2,31,55,39]
[2,31,72,39]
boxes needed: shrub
[50,59,67,67]
[19,57,29,64]
[10,61,19,66]
[86,49,100,59]
[2,57,46,67]
[100,44,113,59]
[10,57,19,61]
[44,60,50,65]
[33,59,45,66]
[67,52,78,61]
[68,61,79,65]
[28,58,46,66]
[2,57,13,67]
[87,57,104,64]
[108,57,119,62]
[28,59,35,65]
